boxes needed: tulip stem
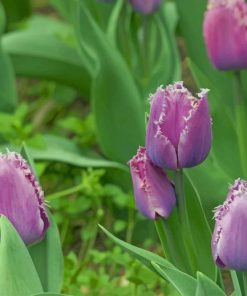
[234,71,247,178]
[242,272,247,296]
[154,219,170,259]
[174,169,197,274]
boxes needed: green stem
[234,71,247,178]
[142,15,150,82]
[242,272,247,296]
[46,183,84,201]
[154,219,170,260]
[174,169,197,274]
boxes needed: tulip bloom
[146,82,212,170]
[129,147,176,219]
[203,0,247,70]
[129,0,161,14]
[0,152,49,245]
[212,179,247,270]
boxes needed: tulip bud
[203,0,247,70]
[129,0,161,15]
[146,82,212,170]
[128,147,176,219]
[0,152,49,245]
[212,179,247,270]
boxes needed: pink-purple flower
[212,179,247,270]
[129,0,161,15]
[128,147,176,220]
[146,82,212,170]
[0,152,49,245]
[203,0,247,70]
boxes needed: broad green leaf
[0,2,6,36]
[195,272,226,296]
[76,1,145,163]
[29,214,64,293]
[2,19,91,96]
[151,262,197,296]
[0,216,43,296]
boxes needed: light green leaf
[0,216,43,296]
[230,271,242,296]
[29,214,64,293]
[2,17,91,96]
[195,272,226,296]
[151,261,197,296]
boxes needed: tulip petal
[0,153,49,245]
[129,147,176,219]
[204,0,247,70]
[129,0,161,14]
[178,91,212,168]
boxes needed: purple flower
[129,0,161,15]
[128,147,176,219]
[203,0,247,70]
[146,82,212,170]
[0,152,49,245]
[212,179,247,270]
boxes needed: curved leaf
[0,216,43,296]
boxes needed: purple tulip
[203,0,247,70]
[212,179,247,270]
[146,82,212,170]
[129,0,161,15]
[0,152,49,245]
[128,147,176,219]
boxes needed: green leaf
[29,213,64,293]
[184,173,217,280]
[195,272,226,296]
[230,271,242,296]
[76,1,145,163]
[2,17,91,96]
[100,225,197,294]
[0,216,43,296]
[151,262,197,296]
[99,225,173,274]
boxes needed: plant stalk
[234,71,247,178]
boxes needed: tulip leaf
[184,173,217,280]
[0,216,43,296]
[151,262,197,296]
[195,272,226,296]
[2,16,91,96]
[29,213,64,293]
[230,271,242,296]
[100,225,197,294]
[76,0,145,163]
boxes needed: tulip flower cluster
[129,82,212,219]
[0,152,49,245]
